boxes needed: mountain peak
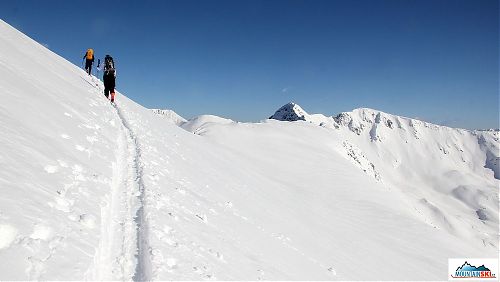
[269,102,309,121]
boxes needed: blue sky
[1,0,498,129]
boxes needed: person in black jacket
[83,48,94,75]
[103,55,116,102]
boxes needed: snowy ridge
[270,103,499,179]
[150,109,187,126]
[0,19,498,280]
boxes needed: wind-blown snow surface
[0,20,498,280]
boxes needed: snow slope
[0,19,144,280]
[0,19,498,280]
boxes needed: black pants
[103,74,115,98]
[85,59,93,75]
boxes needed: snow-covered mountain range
[269,102,499,231]
[0,19,498,280]
[270,102,499,180]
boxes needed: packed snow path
[89,94,152,280]
[114,103,152,281]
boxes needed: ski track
[114,104,153,282]
[89,82,151,281]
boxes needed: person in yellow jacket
[83,48,94,75]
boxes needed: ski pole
[96,59,101,81]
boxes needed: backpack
[104,55,115,76]
[86,49,94,60]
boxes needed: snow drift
[0,19,498,280]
